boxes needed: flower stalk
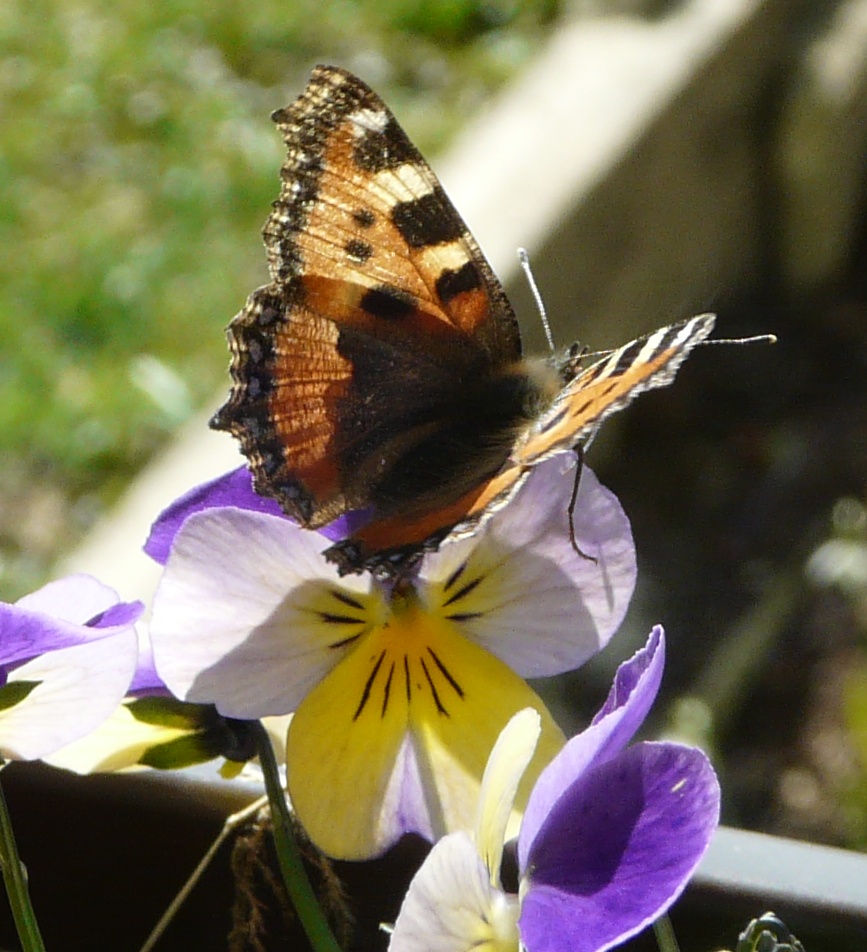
[653,916,682,952]
[251,721,343,952]
[0,768,46,952]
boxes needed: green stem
[0,768,46,952]
[251,722,343,952]
[653,915,681,952]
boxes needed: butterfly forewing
[212,65,719,576]
[265,66,521,358]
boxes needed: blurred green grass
[0,0,558,599]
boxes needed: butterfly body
[211,66,715,575]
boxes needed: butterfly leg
[567,445,598,564]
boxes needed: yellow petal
[475,708,541,887]
[288,597,564,860]
[287,621,409,858]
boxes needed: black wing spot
[359,285,417,321]
[345,238,374,263]
[352,120,415,172]
[353,208,376,228]
[391,190,464,248]
[435,261,481,303]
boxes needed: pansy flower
[0,575,142,761]
[148,457,636,859]
[388,627,720,952]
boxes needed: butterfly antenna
[518,248,556,352]
[702,333,778,346]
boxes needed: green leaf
[126,696,212,729]
[0,681,40,713]
[137,734,216,770]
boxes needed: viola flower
[0,575,142,761]
[388,628,720,952]
[148,457,636,860]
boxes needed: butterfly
[211,65,716,577]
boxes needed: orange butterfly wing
[212,66,523,529]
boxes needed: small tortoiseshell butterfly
[211,65,715,576]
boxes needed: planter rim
[695,824,867,920]
[150,767,867,919]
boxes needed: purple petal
[519,742,719,952]
[0,601,83,665]
[0,576,144,667]
[386,735,436,843]
[144,467,285,564]
[143,467,372,563]
[87,600,145,630]
[592,625,663,726]
[128,630,168,695]
[129,658,167,695]
[322,507,375,543]
[519,627,664,865]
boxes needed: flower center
[351,587,466,722]
[486,890,521,951]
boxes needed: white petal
[389,832,519,952]
[475,709,541,887]
[149,508,376,718]
[15,574,120,625]
[421,461,635,678]
[0,629,137,761]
